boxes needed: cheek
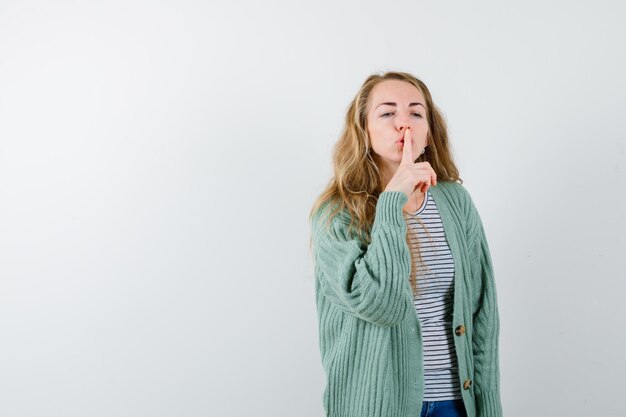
[414,123,429,137]
[368,127,385,145]
[369,136,383,151]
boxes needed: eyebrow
[376,102,425,109]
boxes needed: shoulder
[310,199,352,240]
[430,180,475,213]
[430,180,484,240]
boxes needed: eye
[380,112,423,118]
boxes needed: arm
[468,203,503,417]
[311,191,414,327]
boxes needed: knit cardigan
[310,180,502,417]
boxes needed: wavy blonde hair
[308,71,463,297]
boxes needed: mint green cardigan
[310,181,502,417]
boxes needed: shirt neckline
[404,190,429,216]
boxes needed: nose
[396,115,411,131]
[397,122,410,132]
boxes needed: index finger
[401,128,413,165]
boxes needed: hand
[383,127,437,198]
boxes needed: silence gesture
[384,127,437,198]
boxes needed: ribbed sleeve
[311,191,413,327]
[468,206,503,417]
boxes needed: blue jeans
[420,399,467,417]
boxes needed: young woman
[309,71,502,417]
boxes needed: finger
[401,128,413,165]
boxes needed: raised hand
[383,127,437,198]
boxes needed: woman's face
[366,79,429,175]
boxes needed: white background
[1,1,625,416]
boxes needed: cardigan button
[463,379,472,390]
[455,325,466,336]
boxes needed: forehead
[369,79,425,108]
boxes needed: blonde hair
[308,71,463,297]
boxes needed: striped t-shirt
[402,189,462,401]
